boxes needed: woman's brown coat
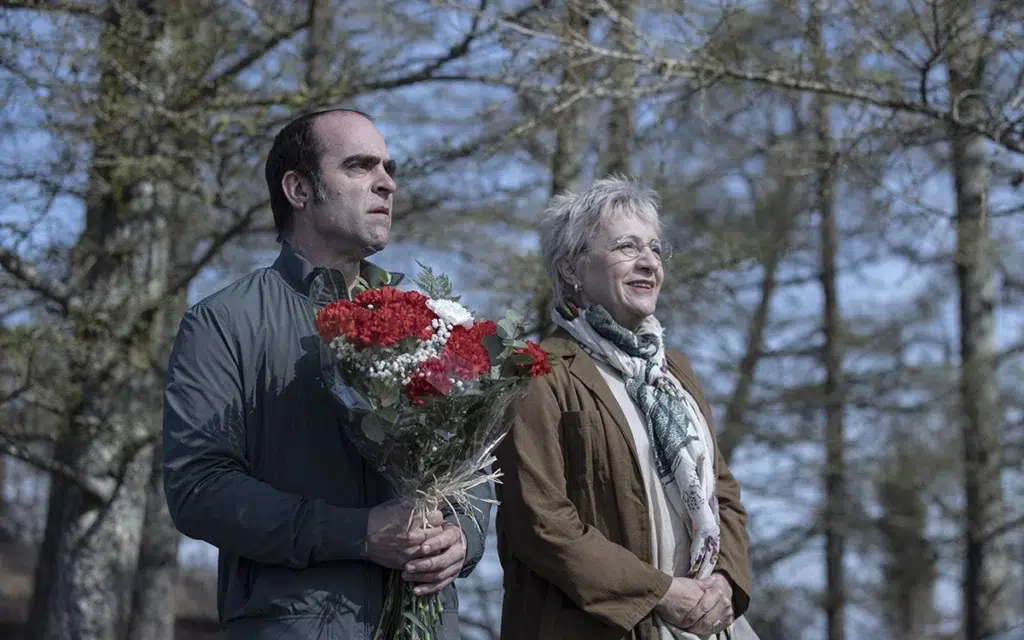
[494,330,751,640]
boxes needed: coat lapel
[548,329,644,477]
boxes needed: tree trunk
[533,3,591,339]
[600,0,634,177]
[941,3,1011,637]
[24,440,76,639]
[125,440,180,640]
[305,0,331,93]
[809,1,846,637]
[719,186,793,464]
[878,435,936,638]
[25,5,170,639]
[125,213,184,640]
[946,23,1010,638]
[0,454,13,541]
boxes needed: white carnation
[426,298,474,328]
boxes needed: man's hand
[401,523,467,596]
[680,572,734,636]
[654,577,705,629]
[365,501,445,570]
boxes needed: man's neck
[287,234,361,294]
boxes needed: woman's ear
[282,170,309,210]
[556,258,577,291]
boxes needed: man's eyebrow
[341,154,397,175]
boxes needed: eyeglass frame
[577,234,673,261]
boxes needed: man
[162,108,489,639]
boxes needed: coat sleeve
[495,371,673,634]
[711,445,752,617]
[162,304,372,569]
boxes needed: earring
[572,283,581,295]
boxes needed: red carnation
[314,287,436,349]
[405,357,456,405]
[316,300,358,342]
[515,341,552,377]
[441,321,497,381]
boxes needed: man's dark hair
[264,107,373,240]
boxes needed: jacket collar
[544,327,715,473]
[271,241,405,301]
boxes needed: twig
[0,247,82,313]
[0,435,113,504]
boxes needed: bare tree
[943,2,1013,636]
[878,432,938,638]
[807,1,847,638]
[600,0,635,177]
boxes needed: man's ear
[282,170,309,210]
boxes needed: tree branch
[464,3,1024,154]
[0,435,113,504]
[163,199,266,300]
[0,0,106,19]
[184,20,311,109]
[0,247,81,313]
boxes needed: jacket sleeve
[162,304,372,569]
[442,473,492,578]
[495,372,672,634]
[712,444,751,616]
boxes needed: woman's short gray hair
[538,175,662,306]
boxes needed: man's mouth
[369,206,390,215]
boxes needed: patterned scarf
[552,303,721,579]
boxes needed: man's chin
[360,238,389,257]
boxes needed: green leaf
[376,406,400,424]
[352,275,371,294]
[504,308,525,326]
[509,352,534,366]
[361,414,387,443]
[496,318,518,340]
[411,262,458,300]
[481,334,505,363]
[379,391,399,408]
[497,309,525,340]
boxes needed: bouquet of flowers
[312,264,552,640]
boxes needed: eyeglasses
[580,235,673,261]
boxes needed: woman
[495,176,756,640]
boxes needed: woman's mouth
[627,281,654,291]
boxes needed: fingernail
[406,563,417,572]
[422,545,431,553]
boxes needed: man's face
[302,112,397,257]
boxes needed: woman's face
[568,214,665,331]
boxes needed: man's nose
[374,169,396,197]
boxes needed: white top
[594,360,717,640]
